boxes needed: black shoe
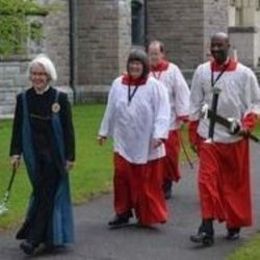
[20,241,38,255]
[190,220,214,247]
[226,228,240,240]
[108,213,131,228]
[163,180,173,200]
[190,232,214,246]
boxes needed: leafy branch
[0,0,53,57]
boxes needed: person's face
[128,60,144,79]
[210,37,230,64]
[30,63,49,92]
[148,45,164,66]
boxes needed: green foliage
[0,0,48,57]
[30,21,43,42]
[228,234,260,260]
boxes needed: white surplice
[150,63,190,130]
[190,61,260,143]
[99,76,171,164]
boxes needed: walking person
[148,41,190,199]
[98,49,171,227]
[189,33,260,246]
[10,54,75,255]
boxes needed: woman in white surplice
[98,49,171,227]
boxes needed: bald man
[148,41,190,199]
[189,32,260,246]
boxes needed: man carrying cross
[189,32,260,246]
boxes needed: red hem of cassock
[113,153,168,225]
[164,129,181,182]
[198,139,252,228]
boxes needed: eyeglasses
[31,71,48,77]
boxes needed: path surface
[0,143,259,260]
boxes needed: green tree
[0,0,48,57]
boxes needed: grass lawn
[228,234,260,260]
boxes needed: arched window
[131,0,145,46]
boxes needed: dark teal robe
[18,90,74,245]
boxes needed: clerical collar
[34,85,50,95]
[211,58,237,72]
[150,60,169,72]
[122,74,147,86]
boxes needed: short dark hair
[127,48,150,78]
[149,40,165,53]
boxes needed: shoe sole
[20,244,35,256]
[190,236,214,247]
[108,222,130,230]
[202,237,214,246]
[225,235,240,241]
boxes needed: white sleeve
[189,66,204,121]
[98,81,117,137]
[244,68,260,116]
[172,66,190,117]
[152,81,171,139]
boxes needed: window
[257,0,260,10]
[27,18,44,56]
[229,0,236,6]
[235,6,243,26]
[131,0,146,46]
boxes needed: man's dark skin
[210,32,249,136]
[210,32,230,65]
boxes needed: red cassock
[113,153,168,225]
[164,129,181,182]
[198,139,251,228]
[150,60,190,184]
[189,112,258,228]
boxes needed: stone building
[0,0,260,117]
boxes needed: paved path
[0,144,259,260]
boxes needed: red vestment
[198,139,252,228]
[188,112,257,228]
[113,153,168,225]
[164,129,181,182]
[151,60,189,183]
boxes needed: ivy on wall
[0,0,49,57]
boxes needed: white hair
[29,54,58,82]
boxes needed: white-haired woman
[10,54,75,255]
